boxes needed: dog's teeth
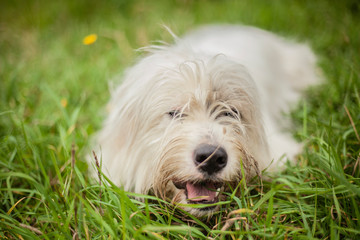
[215,188,220,197]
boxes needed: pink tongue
[186,182,217,202]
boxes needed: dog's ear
[98,84,142,149]
[98,63,166,151]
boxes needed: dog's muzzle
[173,144,227,209]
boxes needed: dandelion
[83,34,97,45]
[60,98,68,108]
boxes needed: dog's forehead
[136,53,257,113]
[161,70,250,110]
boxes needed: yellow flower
[61,98,68,108]
[83,34,97,45]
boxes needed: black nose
[194,144,228,175]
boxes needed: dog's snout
[194,144,227,175]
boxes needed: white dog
[93,25,320,216]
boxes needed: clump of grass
[1,0,360,239]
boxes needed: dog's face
[104,53,269,217]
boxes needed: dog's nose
[194,144,227,175]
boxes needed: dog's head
[100,49,270,216]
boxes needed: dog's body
[93,25,319,216]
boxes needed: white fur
[92,25,320,216]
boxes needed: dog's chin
[171,180,223,217]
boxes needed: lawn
[1,0,359,239]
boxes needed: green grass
[1,0,359,239]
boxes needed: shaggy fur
[92,25,320,216]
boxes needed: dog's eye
[168,110,179,118]
[217,108,241,120]
[168,110,186,119]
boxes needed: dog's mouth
[173,180,222,207]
